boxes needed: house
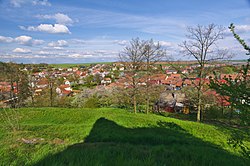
[92,69,100,75]
[149,74,167,85]
[67,68,73,72]
[165,70,177,75]
[119,66,125,71]
[36,78,48,89]
[101,77,112,85]
[161,75,183,90]
[154,92,187,113]
[56,84,72,96]
[181,69,189,74]
[175,80,183,90]
[64,80,71,86]
[170,74,181,79]
[34,89,43,95]
[72,67,78,72]
[183,79,192,87]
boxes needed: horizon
[0,0,250,64]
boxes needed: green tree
[210,23,250,158]
[210,23,250,126]
[0,62,31,107]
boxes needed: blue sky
[0,0,250,63]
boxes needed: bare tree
[119,38,146,113]
[46,72,56,107]
[143,39,167,114]
[180,24,227,122]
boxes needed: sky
[0,0,250,64]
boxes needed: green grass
[0,108,249,165]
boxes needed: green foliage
[204,106,224,119]
[219,66,235,74]
[210,23,250,126]
[0,62,32,108]
[55,96,73,108]
[84,95,100,108]
[229,23,250,54]
[228,130,250,158]
[210,23,250,159]
[31,87,57,107]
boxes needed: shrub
[84,95,100,108]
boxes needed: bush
[84,96,100,108]
[204,106,223,120]
[204,106,234,120]
[55,96,73,108]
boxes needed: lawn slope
[0,108,249,165]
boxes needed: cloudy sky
[0,0,250,64]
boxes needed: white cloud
[69,53,93,58]
[10,0,51,7]
[20,24,71,34]
[235,25,250,33]
[225,25,250,36]
[114,40,128,46]
[0,36,14,43]
[14,35,44,45]
[48,40,68,48]
[13,48,31,53]
[0,35,44,46]
[10,0,25,7]
[36,13,73,25]
[14,35,32,44]
[69,39,86,44]
[33,39,44,45]
[37,51,50,55]
[159,41,172,47]
[32,0,51,6]
[68,53,81,58]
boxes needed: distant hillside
[0,108,249,165]
[49,62,113,68]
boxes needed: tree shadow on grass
[35,118,249,166]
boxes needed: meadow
[49,62,113,68]
[0,108,249,165]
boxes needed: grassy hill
[0,108,249,165]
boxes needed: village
[0,61,243,113]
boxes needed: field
[49,62,113,68]
[0,108,249,165]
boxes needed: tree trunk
[146,59,150,114]
[197,65,204,122]
[146,97,149,114]
[133,95,137,113]
[197,91,202,122]
[31,94,34,107]
[50,82,53,107]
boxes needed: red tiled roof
[176,81,183,87]
[37,78,48,85]
[62,90,72,95]
[170,74,181,78]
[59,84,70,89]
[150,74,166,81]
[161,79,171,85]
[183,79,192,85]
